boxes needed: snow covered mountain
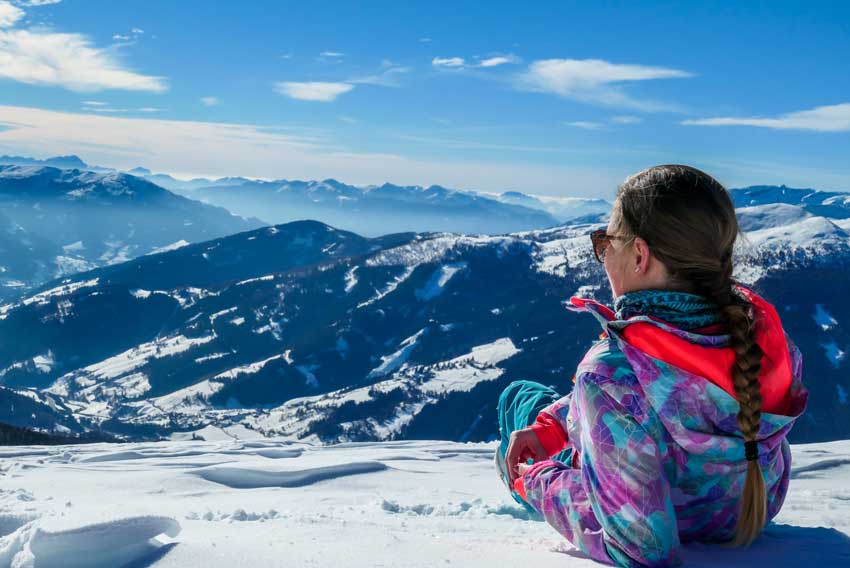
[495,190,612,222]
[730,185,850,219]
[182,178,563,237]
[0,165,262,302]
[0,191,848,445]
[1,437,849,566]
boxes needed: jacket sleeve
[528,410,569,456]
[535,388,573,447]
[521,372,680,568]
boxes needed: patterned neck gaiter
[613,288,723,331]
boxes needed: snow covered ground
[1,438,849,567]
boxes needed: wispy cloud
[564,121,606,130]
[0,2,166,92]
[348,61,411,87]
[682,103,850,132]
[274,81,354,102]
[564,115,644,130]
[81,105,162,113]
[517,58,692,112]
[0,105,627,197]
[22,1,64,5]
[432,54,520,70]
[611,115,642,124]
[81,100,106,106]
[478,55,520,68]
[432,56,465,68]
[201,96,220,106]
[111,27,144,46]
[418,37,431,43]
[320,51,344,58]
[337,115,359,124]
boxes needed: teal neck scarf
[613,288,723,331]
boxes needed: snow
[17,279,99,310]
[208,307,237,323]
[813,304,839,331]
[193,352,230,364]
[366,328,428,379]
[365,234,517,269]
[46,334,216,400]
[0,352,54,378]
[295,364,320,388]
[234,275,275,287]
[419,338,519,395]
[52,256,97,278]
[152,354,285,412]
[414,262,467,301]
[743,215,848,250]
[254,338,521,442]
[344,266,358,293]
[356,266,416,308]
[1,438,849,567]
[821,341,846,368]
[149,240,191,255]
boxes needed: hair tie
[744,440,758,461]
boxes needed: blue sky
[0,0,848,198]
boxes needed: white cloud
[319,51,344,58]
[0,1,23,28]
[0,105,627,197]
[518,58,692,112]
[80,106,161,113]
[682,103,850,132]
[201,96,220,106]
[274,81,354,102]
[348,61,411,87]
[81,100,106,106]
[112,34,130,40]
[0,16,166,92]
[478,55,519,68]
[611,115,642,124]
[432,54,519,70]
[131,28,144,35]
[432,56,465,68]
[564,121,605,130]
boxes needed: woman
[494,165,808,567]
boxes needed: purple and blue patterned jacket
[520,285,808,567]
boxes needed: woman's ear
[632,237,651,273]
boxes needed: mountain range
[0,185,848,445]
[0,165,263,301]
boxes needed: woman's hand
[505,427,549,486]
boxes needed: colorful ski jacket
[519,284,808,567]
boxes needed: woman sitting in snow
[494,165,808,567]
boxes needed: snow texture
[1,439,849,566]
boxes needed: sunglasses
[590,229,635,263]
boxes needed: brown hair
[613,164,766,546]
